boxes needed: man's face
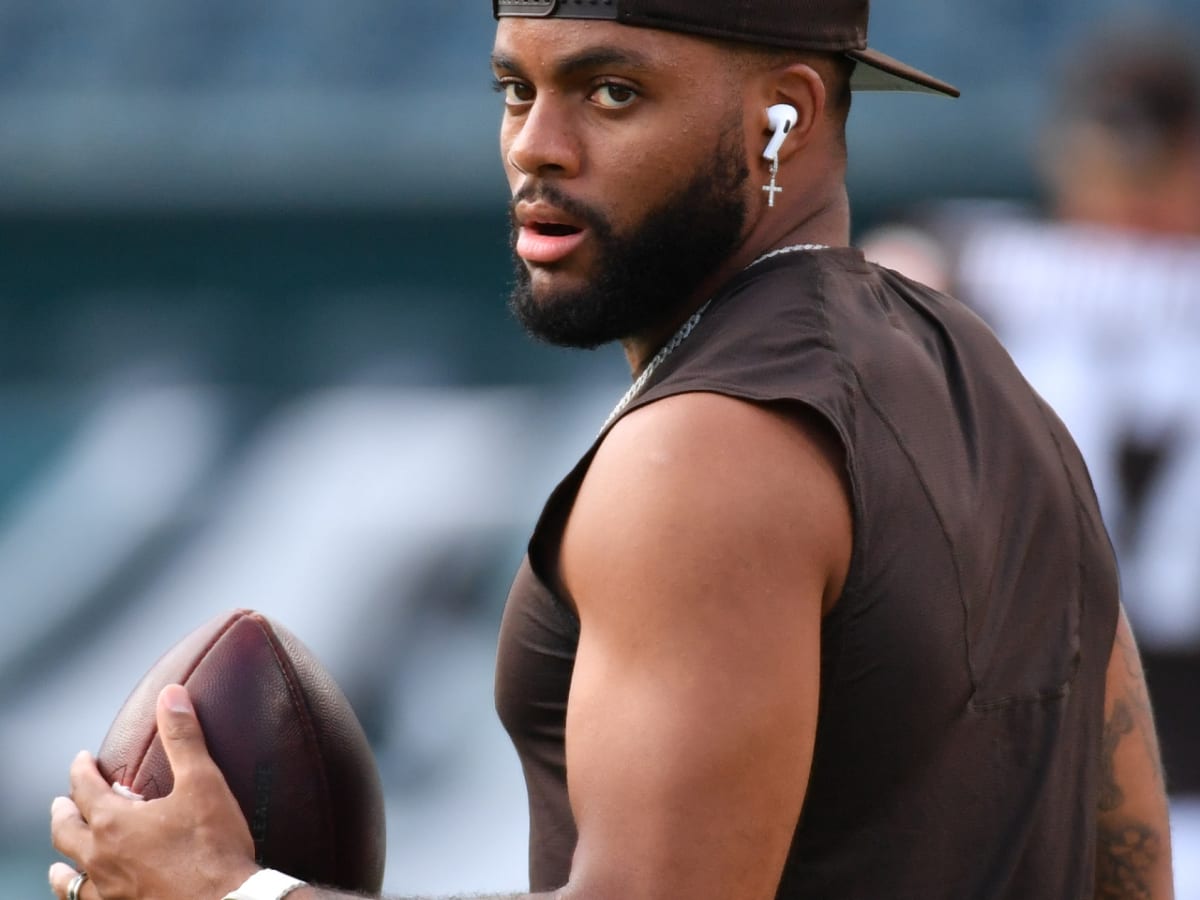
[493,19,754,349]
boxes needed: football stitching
[127,610,248,797]
[254,614,339,876]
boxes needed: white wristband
[222,869,307,900]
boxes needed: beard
[507,124,750,350]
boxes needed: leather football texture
[96,609,386,893]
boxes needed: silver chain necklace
[598,243,830,435]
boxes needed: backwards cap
[494,0,959,98]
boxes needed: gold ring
[67,871,89,900]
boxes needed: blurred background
[3,0,1199,896]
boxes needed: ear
[758,63,827,163]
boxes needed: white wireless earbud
[763,104,799,162]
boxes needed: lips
[514,203,589,265]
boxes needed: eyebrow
[491,45,656,80]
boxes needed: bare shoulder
[554,391,853,898]
[562,391,852,617]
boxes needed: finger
[68,750,115,821]
[156,684,217,789]
[48,861,79,899]
[50,795,91,861]
[48,861,96,900]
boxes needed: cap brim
[848,48,960,98]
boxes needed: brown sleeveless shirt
[495,247,1119,898]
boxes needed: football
[96,609,386,893]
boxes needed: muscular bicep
[557,394,850,900]
[1096,606,1174,899]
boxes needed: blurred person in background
[1040,25,1200,236]
[866,18,1200,796]
[50,3,1173,899]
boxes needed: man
[49,2,1174,898]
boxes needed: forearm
[1095,608,1174,898]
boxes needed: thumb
[156,683,215,789]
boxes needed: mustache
[509,182,610,236]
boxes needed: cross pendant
[763,158,782,207]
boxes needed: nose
[503,96,582,180]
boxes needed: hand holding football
[95,609,386,893]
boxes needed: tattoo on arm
[1108,619,1166,796]
[1096,821,1162,900]
[1094,615,1170,899]
[1098,701,1134,812]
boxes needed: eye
[493,78,535,107]
[591,82,638,110]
